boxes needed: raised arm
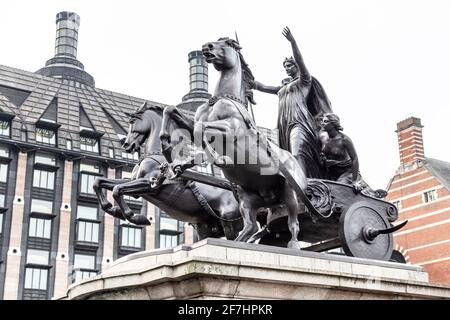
[282,27,311,81]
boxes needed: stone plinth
[62,239,450,300]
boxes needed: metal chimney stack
[54,11,80,59]
[36,11,95,87]
[177,51,211,112]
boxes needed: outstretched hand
[282,26,295,43]
[353,180,364,194]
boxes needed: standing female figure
[252,27,330,178]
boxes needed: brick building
[385,117,450,285]
[0,11,223,300]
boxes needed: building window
[109,147,114,158]
[0,163,7,183]
[80,136,99,153]
[120,221,142,248]
[79,163,99,173]
[159,234,179,249]
[0,145,8,208]
[29,217,52,239]
[121,152,139,161]
[423,190,437,203]
[33,169,55,190]
[30,199,53,215]
[36,127,56,145]
[77,205,97,220]
[73,253,97,283]
[24,268,48,290]
[0,145,9,157]
[24,248,50,298]
[0,213,3,235]
[160,217,179,232]
[79,162,100,195]
[0,120,10,136]
[159,215,181,249]
[35,153,56,166]
[77,220,99,243]
[80,173,96,194]
[27,249,50,265]
[76,205,99,243]
[66,139,72,150]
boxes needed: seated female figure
[320,113,386,198]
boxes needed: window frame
[158,212,182,249]
[80,135,99,154]
[30,198,54,215]
[32,169,55,190]
[119,223,143,249]
[72,253,98,283]
[28,216,52,239]
[24,266,50,291]
[75,205,100,245]
[35,127,57,146]
[0,120,11,137]
[423,189,437,203]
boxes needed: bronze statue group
[93,26,395,254]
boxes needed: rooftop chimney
[54,11,80,59]
[396,117,425,167]
[35,12,95,87]
[177,51,211,112]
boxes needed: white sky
[1,0,449,189]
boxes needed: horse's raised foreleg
[196,121,234,166]
[160,105,195,162]
[93,177,130,212]
[112,178,153,225]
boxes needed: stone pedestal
[62,239,450,300]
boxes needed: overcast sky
[1,0,449,189]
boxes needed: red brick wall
[388,169,450,285]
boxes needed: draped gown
[276,76,324,178]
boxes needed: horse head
[202,38,256,105]
[123,102,163,153]
[202,38,241,71]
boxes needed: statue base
[62,239,450,300]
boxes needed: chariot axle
[362,220,408,243]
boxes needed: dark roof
[0,64,186,160]
[425,157,450,191]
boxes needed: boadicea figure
[320,113,387,198]
[251,27,332,179]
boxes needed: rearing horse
[93,102,242,240]
[160,38,312,249]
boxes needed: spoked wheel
[339,201,406,261]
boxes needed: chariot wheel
[339,201,395,261]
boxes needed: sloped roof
[0,63,176,159]
[425,158,450,192]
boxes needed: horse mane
[218,38,256,106]
[130,102,164,121]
